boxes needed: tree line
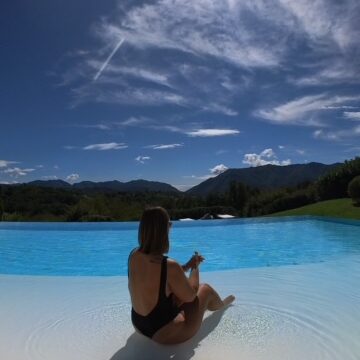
[0,157,359,222]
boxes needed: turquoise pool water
[0,216,359,276]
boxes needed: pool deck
[1,257,360,360]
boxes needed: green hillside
[270,198,360,220]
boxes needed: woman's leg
[152,283,235,345]
[182,283,234,331]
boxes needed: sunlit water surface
[0,216,359,275]
[1,216,359,359]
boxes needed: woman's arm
[168,260,198,303]
[188,266,199,292]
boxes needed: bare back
[128,250,173,316]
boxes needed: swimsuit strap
[158,255,168,300]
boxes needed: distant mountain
[73,179,180,193]
[27,180,72,188]
[72,180,124,191]
[14,163,340,196]
[186,162,341,196]
[121,180,179,193]
[25,179,180,193]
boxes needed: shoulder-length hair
[138,207,170,255]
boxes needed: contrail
[93,38,125,81]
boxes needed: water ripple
[25,302,129,360]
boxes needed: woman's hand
[185,252,204,271]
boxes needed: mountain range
[186,162,339,196]
[26,179,181,193]
[18,162,339,195]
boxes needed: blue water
[0,216,359,276]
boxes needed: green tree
[317,157,360,200]
[348,175,360,205]
[226,181,249,216]
[205,192,222,207]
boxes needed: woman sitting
[127,206,235,344]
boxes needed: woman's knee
[199,283,210,290]
[198,283,214,295]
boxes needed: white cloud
[255,94,360,126]
[62,0,360,123]
[94,124,111,130]
[260,148,275,158]
[215,149,228,155]
[243,148,291,167]
[42,175,59,180]
[66,173,80,183]
[344,112,360,121]
[64,0,302,113]
[117,117,152,127]
[76,124,111,130]
[284,0,360,87]
[96,0,286,69]
[209,164,228,175]
[135,156,151,164]
[156,125,184,133]
[89,61,171,87]
[83,142,128,150]
[115,119,185,134]
[201,104,238,116]
[324,106,358,110]
[278,0,359,51]
[296,149,306,155]
[183,174,213,180]
[54,165,59,169]
[146,143,183,150]
[186,129,240,137]
[290,63,360,87]
[0,180,20,185]
[91,88,187,107]
[313,129,327,139]
[0,160,18,168]
[183,163,229,182]
[343,146,360,153]
[3,167,35,177]
[281,159,292,166]
[278,145,285,149]
[313,126,360,141]
[92,0,359,80]
[36,165,44,168]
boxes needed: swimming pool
[1,216,360,276]
[1,216,360,359]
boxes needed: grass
[270,198,360,220]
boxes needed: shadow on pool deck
[109,306,230,360]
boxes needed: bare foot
[222,295,235,307]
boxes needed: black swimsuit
[127,248,181,338]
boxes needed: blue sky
[1,0,360,190]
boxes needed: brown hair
[138,207,170,255]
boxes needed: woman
[127,206,235,344]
